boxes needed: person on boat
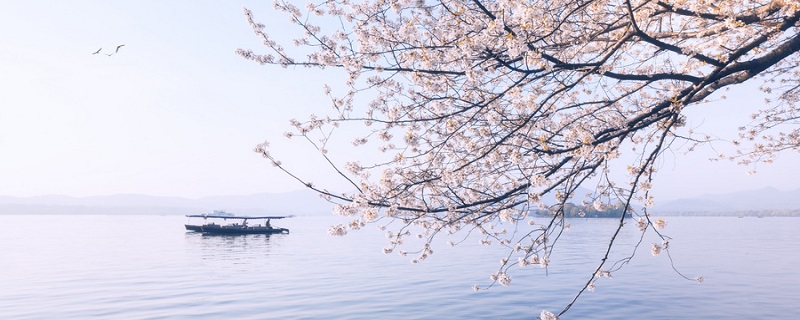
[266,219,271,229]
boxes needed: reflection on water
[183,232,289,272]
[185,231,277,249]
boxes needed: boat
[185,211,292,235]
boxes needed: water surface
[2,215,798,319]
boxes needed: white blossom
[654,218,667,230]
[328,224,347,236]
[651,243,662,256]
[592,199,605,211]
[540,310,559,320]
[499,274,511,286]
[637,218,648,232]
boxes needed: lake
[1,215,798,319]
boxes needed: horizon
[2,184,798,205]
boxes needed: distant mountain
[0,185,599,216]
[653,187,800,213]
[3,186,797,216]
[0,190,336,216]
[195,192,336,215]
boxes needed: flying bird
[93,44,125,57]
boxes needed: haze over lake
[3,187,800,216]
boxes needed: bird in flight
[93,44,125,57]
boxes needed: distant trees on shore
[532,202,631,218]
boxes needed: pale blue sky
[1,1,798,201]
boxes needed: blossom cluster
[241,0,797,316]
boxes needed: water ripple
[1,215,798,319]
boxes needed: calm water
[2,215,799,319]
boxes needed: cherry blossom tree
[238,0,799,317]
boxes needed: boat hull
[185,224,203,232]
[185,224,289,235]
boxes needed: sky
[1,1,798,201]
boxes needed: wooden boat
[185,211,292,235]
